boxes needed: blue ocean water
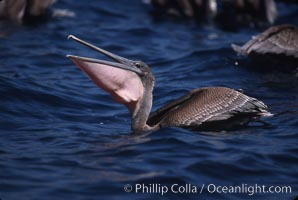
[0,1,297,199]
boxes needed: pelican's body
[67,35,272,133]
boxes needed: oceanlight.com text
[123,183,292,196]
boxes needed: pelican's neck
[131,77,159,133]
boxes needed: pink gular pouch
[68,52,144,113]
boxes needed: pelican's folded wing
[148,87,271,128]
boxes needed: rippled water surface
[0,1,297,200]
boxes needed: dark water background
[0,1,297,199]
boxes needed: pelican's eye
[135,62,141,68]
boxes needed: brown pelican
[0,0,54,22]
[146,0,276,25]
[0,0,26,22]
[67,35,272,133]
[147,0,217,21]
[232,24,298,72]
[222,0,277,24]
[232,24,298,58]
[214,0,277,31]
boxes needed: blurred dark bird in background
[232,24,298,72]
[148,0,217,22]
[0,0,54,23]
[145,0,277,27]
[216,0,277,28]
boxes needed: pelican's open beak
[66,35,142,75]
[66,35,144,113]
